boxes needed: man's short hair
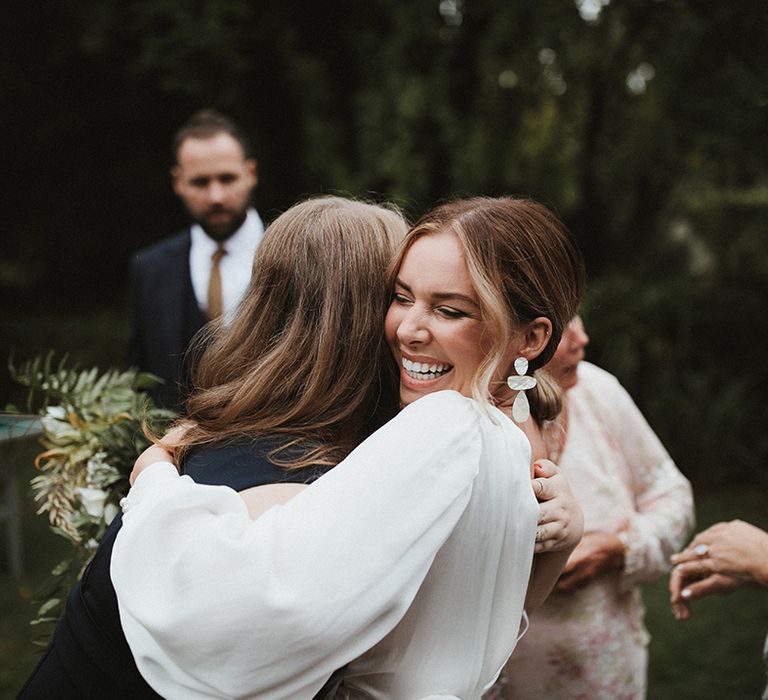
[172,109,252,163]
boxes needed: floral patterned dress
[502,362,694,700]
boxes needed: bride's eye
[392,292,412,305]
[436,306,467,319]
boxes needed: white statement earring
[506,357,537,423]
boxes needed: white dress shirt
[112,391,538,699]
[189,208,264,321]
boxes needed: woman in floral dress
[501,316,695,699]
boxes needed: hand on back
[130,423,190,485]
[532,460,584,555]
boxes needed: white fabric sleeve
[112,391,482,700]
[326,405,538,699]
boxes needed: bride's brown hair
[174,196,407,468]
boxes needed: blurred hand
[670,520,768,587]
[554,530,625,593]
[130,444,175,485]
[129,423,190,485]
[669,568,743,621]
[532,460,584,554]
[669,519,768,620]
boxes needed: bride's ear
[519,317,553,361]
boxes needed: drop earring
[506,357,537,423]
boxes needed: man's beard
[197,206,248,242]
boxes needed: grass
[644,486,768,700]
[1,437,766,699]
[645,580,766,699]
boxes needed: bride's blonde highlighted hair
[175,196,407,468]
[389,196,584,422]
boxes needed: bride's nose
[397,306,431,345]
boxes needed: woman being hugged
[18,196,407,700]
[112,196,585,699]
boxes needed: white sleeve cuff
[120,462,180,513]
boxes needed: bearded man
[129,110,263,409]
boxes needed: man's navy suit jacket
[129,229,208,410]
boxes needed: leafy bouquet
[10,354,175,640]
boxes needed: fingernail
[681,588,691,599]
[670,554,679,563]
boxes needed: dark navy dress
[17,440,332,699]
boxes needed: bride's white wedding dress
[112,391,538,699]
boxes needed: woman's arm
[598,369,695,587]
[525,460,583,609]
[112,391,484,699]
[548,369,694,594]
[131,443,309,519]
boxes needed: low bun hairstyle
[529,369,562,425]
[390,196,584,423]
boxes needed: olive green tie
[207,244,227,319]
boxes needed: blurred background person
[128,109,262,409]
[501,316,694,699]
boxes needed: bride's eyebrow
[394,278,480,310]
[433,291,480,310]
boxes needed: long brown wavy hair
[174,196,407,469]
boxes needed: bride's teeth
[401,358,452,380]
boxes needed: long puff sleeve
[579,363,694,587]
[112,391,482,700]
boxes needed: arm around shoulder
[525,460,584,609]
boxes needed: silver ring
[694,543,709,557]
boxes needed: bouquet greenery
[9,354,175,641]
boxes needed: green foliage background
[1,3,768,695]
[2,0,767,488]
